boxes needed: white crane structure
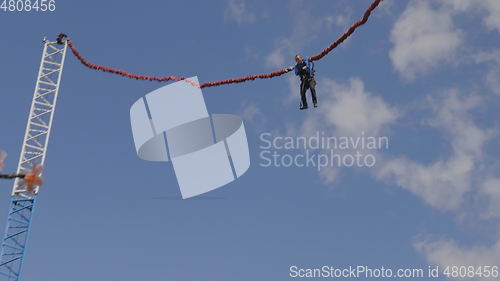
[0,37,67,281]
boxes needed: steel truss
[0,38,67,281]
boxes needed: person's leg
[300,81,308,108]
[306,79,317,106]
[310,84,318,106]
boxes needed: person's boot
[299,105,308,110]
[313,103,318,108]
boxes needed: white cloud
[224,0,256,25]
[377,0,397,17]
[296,77,397,183]
[285,75,301,104]
[324,8,352,30]
[317,165,341,185]
[426,92,487,158]
[387,1,500,267]
[389,0,463,80]
[472,49,500,96]
[486,68,500,96]
[379,156,473,210]
[240,102,267,129]
[480,177,500,219]
[440,0,500,33]
[415,238,500,273]
[265,48,286,68]
[438,0,475,12]
[317,78,398,136]
[482,0,500,32]
[377,91,490,210]
[473,49,500,65]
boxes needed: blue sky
[0,0,499,280]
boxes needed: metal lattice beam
[0,38,66,281]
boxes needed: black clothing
[56,33,67,45]
[300,78,317,108]
[295,59,318,108]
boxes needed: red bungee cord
[67,0,383,89]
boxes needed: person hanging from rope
[293,55,318,110]
[0,150,44,193]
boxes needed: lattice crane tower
[0,36,67,281]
